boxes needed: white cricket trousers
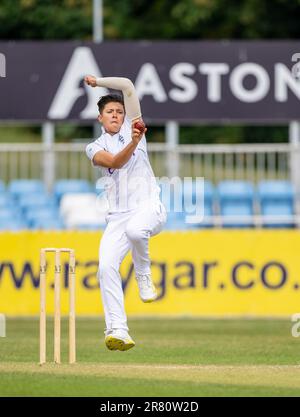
[98,200,167,333]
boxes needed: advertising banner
[0,230,299,316]
[1,41,300,122]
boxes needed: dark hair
[97,94,125,114]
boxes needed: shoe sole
[105,336,135,351]
[142,297,157,303]
[141,293,158,303]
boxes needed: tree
[0,0,92,40]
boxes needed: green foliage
[1,0,300,41]
[0,0,92,40]
[104,0,300,40]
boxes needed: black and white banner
[0,41,300,123]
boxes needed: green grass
[0,317,300,397]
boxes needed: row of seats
[0,179,93,230]
[0,179,92,202]
[162,179,296,228]
[0,179,298,230]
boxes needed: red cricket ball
[133,120,146,133]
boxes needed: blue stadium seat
[183,179,213,203]
[158,179,183,212]
[159,180,215,229]
[200,202,214,228]
[8,179,45,199]
[0,219,27,231]
[54,180,92,202]
[204,181,215,204]
[176,204,214,229]
[0,208,16,221]
[31,218,65,230]
[218,180,254,228]
[164,211,208,230]
[164,211,188,230]
[183,180,214,228]
[0,193,14,208]
[18,193,57,213]
[0,205,26,230]
[74,223,106,231]
[25,207,60,228]
[258,180,295,228]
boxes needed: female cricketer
[84,75,167,351]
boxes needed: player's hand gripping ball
[133,120,146,133]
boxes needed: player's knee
[125,226,145,243]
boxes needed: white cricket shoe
[105,329,135,351]
[136,274,157,303]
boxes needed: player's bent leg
[125,226,157,302]
[125,202,167,303]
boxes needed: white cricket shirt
[86,117,160,214]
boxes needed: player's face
[98,102,125,134]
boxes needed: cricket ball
[133,120,146,133]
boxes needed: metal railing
[149,142,297,183]
[0,142,299,190]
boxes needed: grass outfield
[0,317,300,397]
